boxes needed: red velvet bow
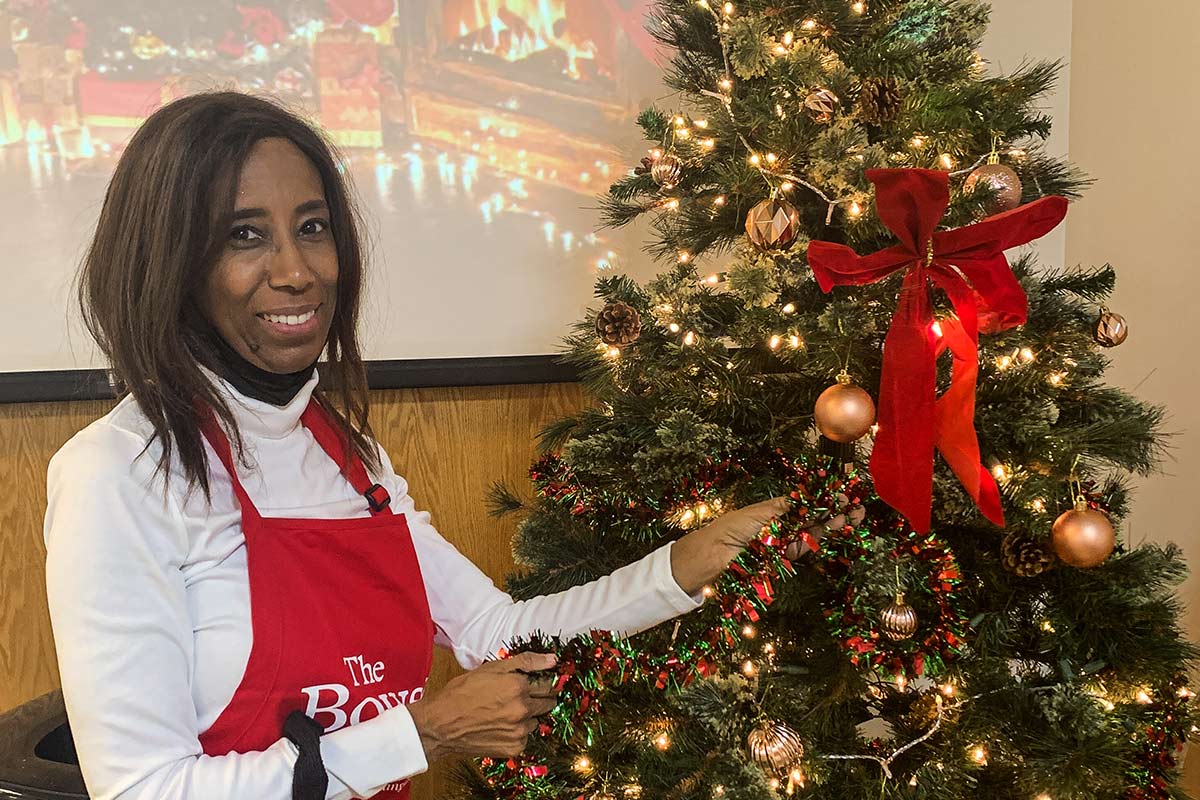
[808,168,1067,532]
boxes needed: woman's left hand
[668,497,793,596]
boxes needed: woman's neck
[204,329,316,407]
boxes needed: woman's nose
[266,237,314,292]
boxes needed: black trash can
[0,691,88,798]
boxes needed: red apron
[198,400,434,799]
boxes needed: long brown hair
[78,91,378,498]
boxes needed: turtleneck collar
[204,328,318,407]
[201,364,320,441]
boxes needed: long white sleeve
[45,422,424,800]
[373,449,705,669]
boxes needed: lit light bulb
[702,138,715,149]
[774,43,787,55]
[668,322,681,333]
[678,251,691,263]
[680,508,695,525]
[940,153,955,170]
[1179,687,1195,699]
[1035,794,1052,800]
[763,642,776,654]
[896,673,908,692]
[742,624,757,638]
[713,786,725,797]
[769,335,782,350]
[674,115,686,127]
[780,181,794,191]
[1018,347,1036,363]
[801,18,818,30]
[650,148,663,159]
[696,502,709,519]
[654,732,671,750]
[765,152,778,164]
[695,119,709,128]
[714,195,726,206]
[574,756,592,772]
[995,354,1014,370]
[768,778,781,790]
[848,200,863,218]
[991,464,1010,481]
[783,31,794,45]
[851,1,866,13]
[676,128,691,139]
[1040,619,1056,633]
[749,153,761,166]
[1100,698,1116,712]
[940,683,956,697]
[910,136,925,148]
[719,77,733,91]
[789,335,802,349]
[909,775,919,787]
[970,745,988,764]
[930,320,944,338]
[1030,498,1047,513]
[702,584,715,598]
[723,1,734,13]
[742,659,757,676]
[1048,371,1067,386]
[782,302,796,314]
[606,346,621,359]
[664,199,680,210]
[1137,689,1153,704]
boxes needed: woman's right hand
[406,652,559,762]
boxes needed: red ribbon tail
[871,268,938,533]
[934,317,1005,527]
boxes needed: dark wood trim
[0,355,580,404]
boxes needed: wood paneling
[0,383,586,799]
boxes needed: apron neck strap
[198,399,392,521]
[299,400,391,514]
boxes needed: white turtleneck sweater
[43,373,703,800]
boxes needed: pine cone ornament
[595,301,642,347]
[1001,530,1057,577]
[858,77,902,125]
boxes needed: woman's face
[200,137,338,374]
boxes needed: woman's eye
[300,218,329,236]
[230,225,263,243]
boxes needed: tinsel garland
[816,518,968,682]
[1121,676,1196,800]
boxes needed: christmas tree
[457,2,1197,799]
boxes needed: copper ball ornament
[880,594,919,641]
[650,153,684,188]
[814,372,877,443]
[746,721,805,774]
[964,163,1023,213]
[745,197,801,251]
[1093,309,1129,348]
[1052,501,1116,568]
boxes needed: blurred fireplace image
[384,0,659,196]
[0,1,668,371]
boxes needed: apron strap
[300,401,392,516]
[198,407,264,525]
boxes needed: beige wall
[1067,1,1200,791]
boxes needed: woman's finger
[527,675,559,698]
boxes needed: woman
[43,92,789,800]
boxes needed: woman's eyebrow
[229,200,327,222]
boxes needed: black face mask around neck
[203,328,317,406]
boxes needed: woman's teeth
[260,310,316,326]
